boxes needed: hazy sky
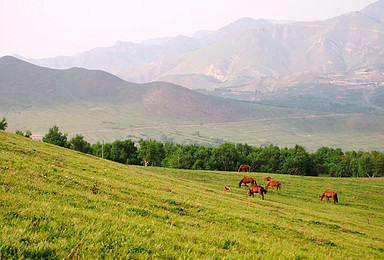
[0,0,378,59]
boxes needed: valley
[1,56,384,152]
[2,1,384,152]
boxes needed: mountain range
[24,0,384,102]
[2,1,384,151]
[1,55,384,152]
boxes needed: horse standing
[238,165,250,173]
[248,184,267,200]
[263,177,271,181]
[238,177,257,188]
[320,191,338,204]
[265,180,281,192]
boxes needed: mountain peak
[361,0,384,19]
[218,17,273,33]
[0,55,25,64]
[0,55,46,72]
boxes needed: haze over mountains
[0,56,282,122]
[2,1,384,152]
[1,55,384,152]
[25,1,384,101]
[1,56,321,139]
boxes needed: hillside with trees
[40,125,384,178]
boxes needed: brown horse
[263,177,271,181]
[238,165,250,173]
[224,186,231,191]
[320,191,338,204]
[249,184,267,200]
[238,177,257,188]
[265,181,281,192]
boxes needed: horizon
[0,0,379,59]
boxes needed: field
[5,104,384,152]
[1,130,384,259]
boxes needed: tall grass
[1,131,383,259]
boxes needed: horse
[238,165,250,173]
[265,181,281,192]
[248,184,267,200]
[320,191,338,204]
[238,177,257,188]
[263,177,271,181]
[224,186,231,191]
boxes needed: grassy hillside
[1,131,383,259]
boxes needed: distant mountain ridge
[0,56,306,123]
[21,0,384,99]
[2,55,384,152]
[361,0,384,19]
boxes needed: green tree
[192,146,212,170]
[334,151,358,177]
[138,139,165,166]
[110,139,139,164]
[91,142,103,158]
[0,117,7,130]
[311,147,344,176]
[68,134,92,154]
[235,143,253,167]
[42,125,68,147]
[279,145,312,175]
[371,151,384,177]
[246,147,262,171]
[179,144,199,169]
[358,153,375,178]
[211,143,240,171]
[102,143,112,160]
[256,145,281,173]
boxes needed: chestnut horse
[320,191,338,204]
[238,165,250,173]
[265,181,281,192]
[238,177,257,188]
[263,177,271,181]
[248,184,267,200]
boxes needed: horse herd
[231,165,338,204]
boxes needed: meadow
[6,103,384,153]
[1,130,383,259]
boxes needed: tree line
[1,119,382,178]
[37,125,383,178]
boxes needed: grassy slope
[1,131,384,259]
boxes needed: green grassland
[5,104,384,152]
[1,130,384,259]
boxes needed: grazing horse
[238,165,250,173]
[224,186,231,191]
[248,184,267,200]
[238,177,257,188]
[320,191,338,204]
[263,177,271,181]
[265,181,281,192]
